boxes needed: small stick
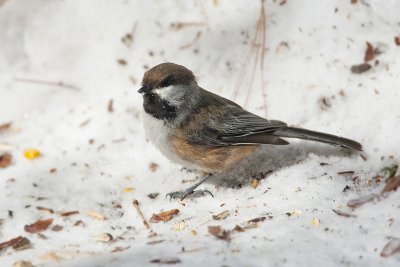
[132,200,150,230]
[14,77,80,91]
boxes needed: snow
[0,0,399,266]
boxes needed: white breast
[142,111,196,168]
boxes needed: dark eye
[160,75,173,87]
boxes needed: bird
[138,62,362,200]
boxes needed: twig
[14,77,80,91]
[179,31,202,49]
[132,200,150,230]
[231,0,268,116]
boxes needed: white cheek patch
[153,86,183,106]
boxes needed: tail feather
[273,127,362,151]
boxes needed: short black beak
[138,87,145,94]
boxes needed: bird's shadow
[208,142,356,188]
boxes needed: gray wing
[181,89,289,146]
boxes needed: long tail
[273,127,362,151]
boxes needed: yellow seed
[123,187,134,193]
[189,229,197,236]
[311,218,320,226]
[23,148,41,160]
[174,220,185,231]
[250,179,259,189]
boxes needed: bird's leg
[166,173,213,200]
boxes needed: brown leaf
[12,260,35,267]
[351,63,371,74]
[208,225,231,241]
[0,122,12,132]
[108,99,114,112]
[332,209,356,218]
[60,211,79,217]
[212,210,230,220]
[248,216,268,224]
[24,218,53,233]
[351,0,357,4]
[0,153,12,168]
[381,175,400,193]
[395,36,400,46]
[149,162,159,172]
[232,225,245,232]
[150,257,181,264]
[380,238,400,257]
[0,236,23,250]
[364,42,374,62]
[150,209,179,223]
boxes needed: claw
[166,189,213,201]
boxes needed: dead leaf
[212,210,230,220]
[108,99,114,112]
[208,225,231,241]
[150,257,181,264]
[364,42,374,62]
[232,225,245,232]
[36,206,54,214]
[0,122,12,132]
[12,237,32,251]
[150,209,179,223]
[381,175,400,193]
[0,153,12,168]
[92,233,113,243]
[148,192,159,199]
[395,36,400,46]
[332,209,356,218]
[350,63,371,74]
[351,0,357,4]
[380,238,400,257]
[24,218,53,233]
[60,211,79,217]
[174,220,185,231]
[248,217,268,224]
[149,162,159,172]
[0,236,23,250]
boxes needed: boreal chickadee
[138,62,362,200]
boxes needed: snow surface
[1,0,400,266]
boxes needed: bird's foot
[166,189,213,201]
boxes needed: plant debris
[337,171,355,176]
[250,178,259,189]
[347,193,379,208]
[92,233,113,243]
[147,192,159,199]
[248,216,269,224]
[150,209,179,223]
[86,210,106,220]
[208,225,231,241]
[381,175,400,193]
[0,153,12,168]
[149,162,159,172]
[0,122,12,132]
[51,225,64,232]
[23,148,41,160]
[380,238,400,257]
[174,220,185,231]
[212,210,230,220]
[332,209,356,218]
[24,218,53,233]
[364,42,374,62]
[36,206,54,214]
[395,36,400,46]
[132,200,151,229]
[379,164,398,180]
[0,236,32,251]
[350,63,371,74]
[108,99,114,112]
[13,260,35,267]
[150,257,181,264]
[60,211,79,217]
